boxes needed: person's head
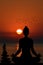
[23,26,29,37]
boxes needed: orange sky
[0,0,43,38]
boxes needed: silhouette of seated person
[12,26,41,64]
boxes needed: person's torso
[19,37,33,57]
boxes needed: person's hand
[37,53,41,58]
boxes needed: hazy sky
[0,0,43,38]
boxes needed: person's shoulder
[28,38,33,42]
[19,38,24,42]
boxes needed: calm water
[0,43,43,63]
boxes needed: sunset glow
[16,29,23,35]
[0,0,43,39]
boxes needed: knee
[35,56,40,62]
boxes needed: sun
[16,29,23,35]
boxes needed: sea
[0,43,43,63]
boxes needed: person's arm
[31,40,38,56]
[31,47,38,56]
[14,48,21,56]
[14,41,21,56]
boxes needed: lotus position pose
[12,26,41,64]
